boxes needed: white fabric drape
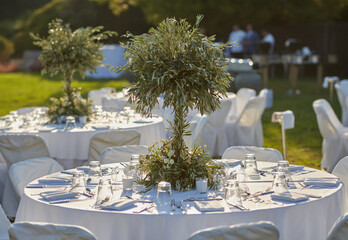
[222,146,283,162]
[100,145,149,164]
[88,88,115,106]
[0,204,10,240]
[327,213,348,240]
[332,156,348,202]
[335,80,348,126]
[313,99,348,172]
[187,221,279,240]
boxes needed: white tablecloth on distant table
[16,161,346,240]
[0,115,165,169]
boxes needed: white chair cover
[16,107,48,115]
[335,80,348,126]
[88,130,141,163]
[233,88,256,118]
[225,95,266,147]
[100,145,149,164]
[0,135,50,168]
[222,146,283,162]
[101,94,127,112]
[259,88,273,109]
[88,87,115,106]
[327,212,348,240]
[187,221,279,240]
[9,222,97,240]
[313,99,348,172]
[201,99,233,156]
[0,204,10,240]
[9,157,63,198]
[0,163,7,204]
[332,156,348,201]
[184,115,209,149]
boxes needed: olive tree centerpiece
[31,19,116,122]
[117,15,231,191]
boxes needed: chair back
[238,95,266,127]
[9,222,96,240]
[313,99,342,139]
[332,156,348,200]
[9,157,63,198]
[235,88,256,117]
[88,87,114,106]
[222,146,283,162]
[0,135,50,168]
[335,80,348,126]
[0,204,10,240]
[327,213,348,240]
[259,88,273,109]
[207,99,232,128]
[188,221,279,240]
[100,145,149,164]
[234,72,262,93]
[88,130,141,163]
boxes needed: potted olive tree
[117,15,231,191]
[31,19,116,123]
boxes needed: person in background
[261,29,275,54]
[227,25,246,58]
[242,24,259,58]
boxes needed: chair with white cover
[184,115,209,149]
[16,107,48,115]
[187,221,279,240]
[201,99,233,157]
[335,80,348,126]
[88,130,141,163]
[222,146,283,162]
[0,135,50,169]
[225,95,266,147]
[9,157,63,198]
[102,94,127,112]
[259,88,273,109]
[231,88,256,119]
[327,212,348,240]
[9,222,97,240]
[100,145,149,164]
[313,99,348,172]
[332,156,348,201]
[88,87,115,106]
[0,204,10,240]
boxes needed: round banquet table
[16,161,346,240]
[0,115,166,169]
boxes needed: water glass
[64,116,77,130]
[224,180,242,205]
[157,181,172,206]
[70,170,86,194]
[96,178,113,205]
[272,172,289,194]
[277,161,290,178]
[88,161,102,184]
[243,153,256,169]
[244,159,259,180]
[122,175,134,190]
[195,177,208,194]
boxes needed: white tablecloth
[16,162,346,240]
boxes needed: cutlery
[49,197,88,204]
[183,197,223,202]
[175,201,186,214]
[291,192,322,198]
[171,199,176,211]
[133,204,155,213]
[226,202,249,211]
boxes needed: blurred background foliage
[1,0,348,58]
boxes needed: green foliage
[138,140,223,191]
[31,19,116,120]
[0,36,15,62]
[116,15,230,190]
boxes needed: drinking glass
[88,161,102,184]
[122,175,134,190]
[244,159,259,180]
[272,172,289,194]
[96,178,113,205]
[64,116,77,130]
[224,180,242,205]
[69,170,86,194]
[196,177,208,194]
[243,153,256,169]
[157,181,172,206]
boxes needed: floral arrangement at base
[138,140,223,191]
[47,89,92,123]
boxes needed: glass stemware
[96,178,113,205]
[88,161,102,184]
[69,170,87,194]
[272,172,289,194]
[224,180,242,205]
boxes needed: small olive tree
[31,19,116,120]
[117,15,230,162]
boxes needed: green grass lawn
[0,72,340,169]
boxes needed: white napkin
[40,191,79,201]
[91,125,110,130]
[303,178,339,187]
[271,192,308,203]
[38,177,71,184]
[272,111,294,130]
[100,199,136,211]
[194,200,225,212]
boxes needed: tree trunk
[63,71,75,112]
[172,105,187,163]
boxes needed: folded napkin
[303,178,339,187]
[133,120,153,124]
[100,199,136,211]
[271,192,308,203]
[38,177,71,184]
[40,191,79,201]
[91,125,110,130]
[194,200,225,212]
[37,126,55,132]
